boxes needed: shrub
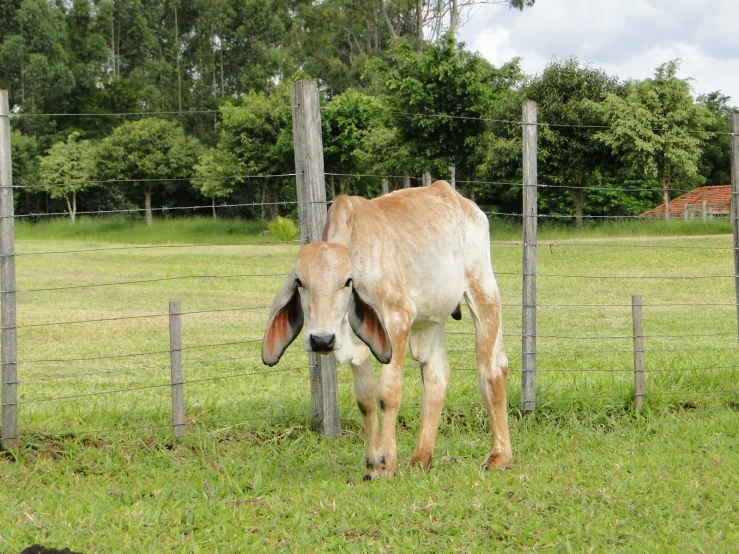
[267,216,300,242]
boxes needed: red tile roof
[641,185,732,217]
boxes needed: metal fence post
[291,79,340,437]
[0,90,17,450]
[169,301,185,438]
[521,100,538,413]
[731,113,739,342]
[631,295,645,412]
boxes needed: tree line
[1,0,733,225]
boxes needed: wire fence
[1,89,738,449]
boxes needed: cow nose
[309,333,336,352]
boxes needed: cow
[262,180,511,480]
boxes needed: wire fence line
[17,386,739,441]
[7,366,306,407]
[4,299,735,332]
[11,103,730,136]
[15,241,301,257]
[9,172,298,190]
[15,339,265,366]
[1,86,737,450]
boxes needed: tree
[193,147,237,218]
[96,118,202,225]
[372,34,517,197]
[217,85,294,219]
[525,57,621,226]
[38,133,97,223]
[322,89,386,197]
[595,60,712,221]
[429,0,535,38]
[0,0,75,112]
[696,91,733,186]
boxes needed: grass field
[1,216,738,552]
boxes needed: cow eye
[344,278,353,287]
[295,278,303,288]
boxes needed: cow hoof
[409,455,432,471]
[363,473,378,482]
[484,452,512,470]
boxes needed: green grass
[1,216,738,552]
[489,216,732,241]
[16,216,270,244]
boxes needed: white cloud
[458,0,739,102]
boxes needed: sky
[457,0,739,104]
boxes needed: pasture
[1,217,737,552]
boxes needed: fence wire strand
[3,102,738,445]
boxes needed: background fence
[1,82,738,450]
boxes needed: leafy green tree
[322,89,386,197]
[37,132,97,223]
[371,34,517,197]
[217,85,294,219]
[10,129,39,189]
[595,60,712,220]
[526,57,621,226]
[292,0,393,93]
[193,147,238,218]
[359,124,414,191]
[0,0,75,112]
[96,118,202,225]
[696,91,733,186]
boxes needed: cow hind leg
[409,323,450,470]
[464,277,512,470]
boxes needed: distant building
[641,185,732,219]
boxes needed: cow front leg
[350,356,380,477]
[370,323,410,480]
[373,361,403,479]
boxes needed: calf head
[262,242,392,366]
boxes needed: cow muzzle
[308,332,336,353]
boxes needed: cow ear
[262,269,304,366]
[348,283,392,364]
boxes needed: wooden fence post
[521,100,538,413]
[731,113,739,342]
[631,295,645,412]
[291,79,340,437]
[169,301,185,438]
[0,90,17,450]
[381,178,389,196]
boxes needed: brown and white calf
[262,180,511,480]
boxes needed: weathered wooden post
[521,101,538,413]
[381,178,389,196]
[0,90,17,450]
[732,113,739,342]
[291,80,340,436]
[631,295,645,412]
[169,301,185,438]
